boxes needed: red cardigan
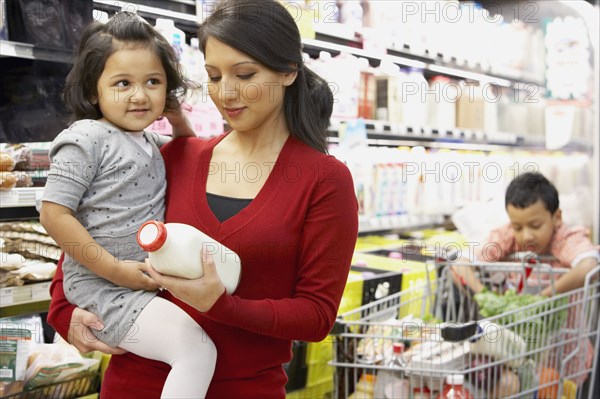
[47,134,358,398]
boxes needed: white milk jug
[137,220,241,294]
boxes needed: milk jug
[137,220,241,294]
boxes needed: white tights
[118,296,216,398]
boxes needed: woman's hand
[67,307,127,355]
[145,254,225,312]
[108,260,160,291]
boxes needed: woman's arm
[148,157,359,342]
[40,201,158,291]
[47,255,126,354]
[47,254,75,340]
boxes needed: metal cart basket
[331,256,600,399]
[0,371,99,399]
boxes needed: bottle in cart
[437,374,473,399]
[373,342,410,398]
[137,220,241,294]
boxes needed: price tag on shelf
[372,120,385,133]
[31,283,51,301]
[0,191,19,207]
[0,288,14,306]
[369,217,381,228]
[407,214,418,226]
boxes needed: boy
[454,172,599,296]
[453,172,598,386]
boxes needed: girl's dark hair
[63,11,191,123]
[198,0,333,153]
[505,172,560,214]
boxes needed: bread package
[0,172,17,190]
[13,171,33,188]
[3,144,33,171]
[0,152,14,172]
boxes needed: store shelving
[0,187,44,209]
[328,118,593,152]
[358,214,443,235]
[0,281,51,318]
[305,37,544,91]
[89,0,544,90]
[92,0,199,35]
[0,40,73,63]
[93,0,196,22]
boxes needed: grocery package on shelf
[155,18,185,60]
[0,335,101,399]
[306,52,361,120]
[0,327,31,396]
[0,222,59,287]
[0,151,16,192]
[334,143,592,230]
[146,28,224,138]
[0,144,43,192]
[351,252,437,319]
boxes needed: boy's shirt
[474,224,600,268]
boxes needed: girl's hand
[162,103,195,138]
[68,307,127,355]
[145,253,225,312]
[109,260,160,291]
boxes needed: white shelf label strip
[0,288,14,306]
[31,283,51,301]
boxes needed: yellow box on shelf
[281,1,315,39]
[350,253,437,319]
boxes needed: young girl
[47,1,359,397]
[40,12,216,398]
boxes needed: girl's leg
[118,297,216,398]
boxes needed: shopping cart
[330,255,600,399]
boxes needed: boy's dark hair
[505,172,559,214]
[198,0,333,153]
[63,11,191,123]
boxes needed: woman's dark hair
[198,0,333,153]
[63,11,191,123]
[505,172,560,214]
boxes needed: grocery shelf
[0,40,73,63]
[92,0,199,35]
[358,214,443,234]
[303,37,545,89]
[93,0,196,22]
[0,187,43,209]
[0,281,51,318]
[89,0,544,89]
[328,118,592,152]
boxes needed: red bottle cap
[392,342,405,354]
[137,220,167,252]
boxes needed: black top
[206,192,253,222]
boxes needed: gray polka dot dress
[42,120,169,347]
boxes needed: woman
[47,1,358,398]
